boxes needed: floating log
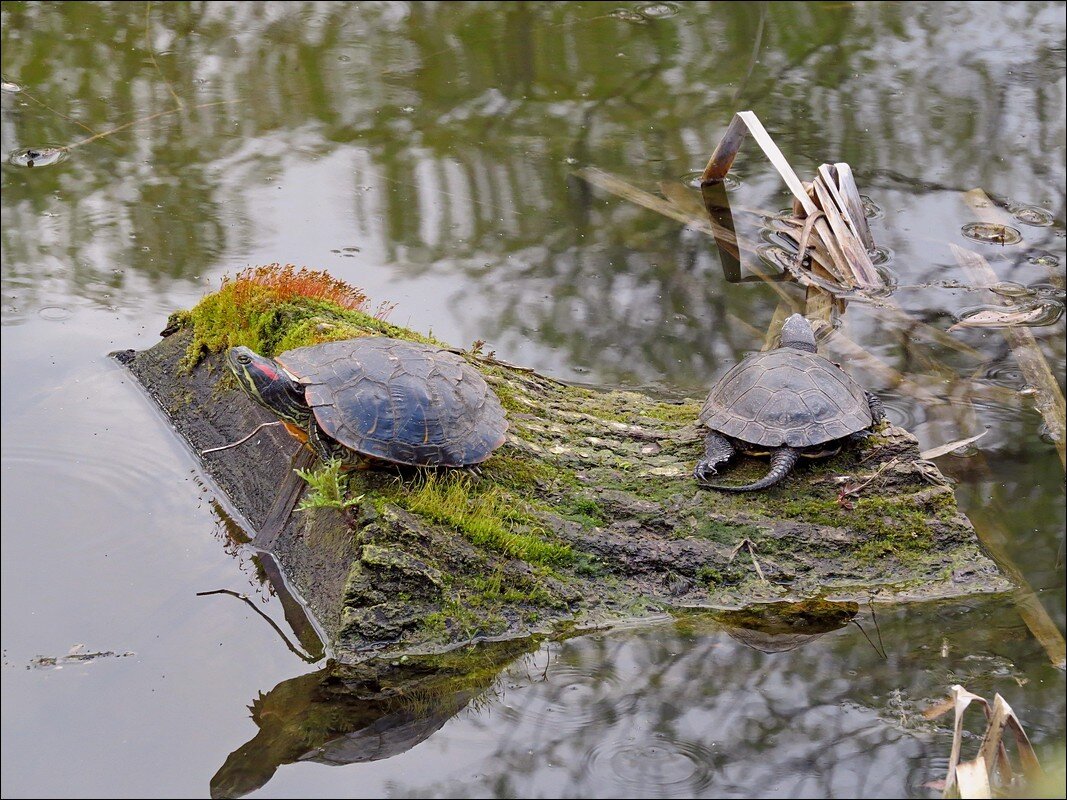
[117,275,1007,663]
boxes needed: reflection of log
[706,599,858,654]
[210,638,538,799]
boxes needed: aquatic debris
[9,146,68,168]
[1009,204,1055,227]
[920,431,989,460]
[635,2,680,19]
[949,302,1063,331]
[952,242,1066,471]
[608,8,647,23]
[700,111,883,290]
[1028,252,1060,268]
[924,685,1044,799]
[30,644,135,669]
[961,222,1023,246]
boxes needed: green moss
[555,495,606,528]
[477,453,559,493]
[759,490,938,564]
[388,472,573,566]
[486,381,531,415]
[687,517,762,544]
[641,401,702,425]
[467,570,558,607]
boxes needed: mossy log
[118,272,1008,664]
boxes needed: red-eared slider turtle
[694,314,884,492]
[226,337,508,467]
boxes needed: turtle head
[780,314,817,353]
[226,346,310,426]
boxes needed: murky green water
[2,2,1064,797]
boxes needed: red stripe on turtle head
[254,361,279,382]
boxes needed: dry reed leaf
[923,696,956,720]
[832,163,876,251]
[948,306,1049,330]
[937,686,1045,799]
[920,431,989,460]
[955,756,992,799]
[944,685,989,798]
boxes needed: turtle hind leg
[694,432,736,482]
[703,446,800,493]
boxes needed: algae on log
[119,290,1007,664]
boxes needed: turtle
[694,314,884,492]
[226,337,508,468]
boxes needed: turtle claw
[693,461,718,483]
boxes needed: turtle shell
[698,348,872,448]
[276,337,508,466]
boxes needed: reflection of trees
[3,2,1061,382]
[393,599,1055,798]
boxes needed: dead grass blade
[935,685,1045,799]
[948,306,1050,330]
[920,431,989,460]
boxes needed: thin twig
[66,99,239,149]
[839,458,900,499]
[201,421,283,455]
[15,88,97,136]
[145,2,184,109]
[196,589,320,663]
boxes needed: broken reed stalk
[700,110,881,290]
[930,685,1044,798]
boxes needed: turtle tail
[703,447,800,493]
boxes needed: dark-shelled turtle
[694,314,884,492]
[227,337,508,467]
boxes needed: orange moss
[181,263,407,368]
[224,263,392,317]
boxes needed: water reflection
[213,599,1056,798]
[210,638,540,799]
[3,2,1061,384]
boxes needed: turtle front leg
[866,391,886,425]
[307,417,346,464]
[694,432,736,482]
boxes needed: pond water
[1,2,1064,797]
